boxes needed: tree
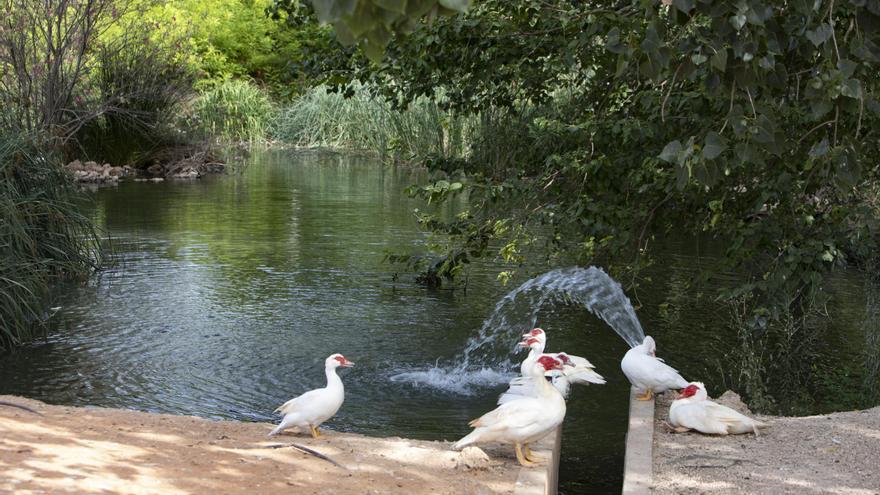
[312,0,880,411]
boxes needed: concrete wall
[621,387,654,495]
[513,427,561,495]
[513,385,655,495]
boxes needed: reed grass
[0,135,101,349]
[274,84,473,162]
[193,79,275,144]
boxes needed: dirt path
[652,390,880,495]
[0,395,522,495]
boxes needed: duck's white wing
[563,366,606,385]
[274,388,323,415]
[561,353,596,369]
[703,401,767,433]
[650,359,688,389]
[496,377,538,404]
[472,397,546,431]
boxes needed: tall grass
[0,135,101,349]
[193,79,275,143]
[274,84,473,162]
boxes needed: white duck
[620,335,688,400]
[268,353,354,438]
[669,382,768,435]
[454,355,566,466]
[500,328,605,402]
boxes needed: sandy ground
[0,395,524,495]
[652,390,880,495]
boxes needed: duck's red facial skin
[679,384,699,399]
[537,355,562,371]
[556,353,571,364]
[529,328,545,336]
[334,355,354,367]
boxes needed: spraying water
[391,266,646,394]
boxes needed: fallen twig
[256,442,348,470]
[0,401,42,415]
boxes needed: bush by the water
[193,80,275,143]
[274,84,472,162]
[0,136,101,349]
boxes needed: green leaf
[438,0,469,12]
[729,14,747,31]
[808,138,829,158]
[641,23,661,52]
[691,53,707,65]
[835,150,861,191]
[701,132,727,160]
[805,24,833,47]
[840,78,863,99]
[672,0,695,14]
[675,163,690,190]
[659,140,683,164]
[811,99,833,120]
[837,58,858,78]
[606,28,626,54]
[711,49,728,72]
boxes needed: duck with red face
[499,328,605,403]
[269,353,354,438]
[668,382,768,435]
[454,355,567,467]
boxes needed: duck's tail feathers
[752,419,769,435]
[453,430,481,451]
[566,368,606,385]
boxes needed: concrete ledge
[622,387,654,495]
[513,427,561,495]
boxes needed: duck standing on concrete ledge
[669,382,768,435]
[620,335,688,400]
[269,353,354,438]
[454,356,566,467]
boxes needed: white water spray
[391,266,646,394]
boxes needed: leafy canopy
[321,0,880,315]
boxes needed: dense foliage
[0,135,100,350]
[306,0,880,411]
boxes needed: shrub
[0,135,101,349]
[72,30,195,166]
[274,84,472,162]
[193,79,275,143]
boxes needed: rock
[169,167,200,179]
[455,447,491,471]
[146,164,164,176]
[66,160,83,172]
[716,390,752,415]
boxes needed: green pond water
[1,149,876,494]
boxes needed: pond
[0,149,876,494]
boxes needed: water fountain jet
[391,266,646,394]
